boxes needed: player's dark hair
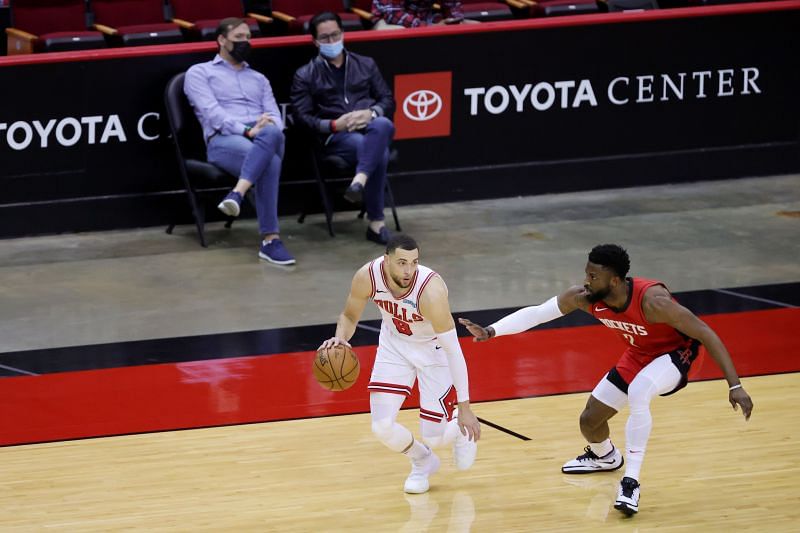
[588,244,630,279]
[309,11,342,39]
[386,234,418,255]
[215,17,247,39]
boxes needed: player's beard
[391,272,413,289]
[585,285,610,303]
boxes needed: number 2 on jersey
[622,333,638,347]
[392,317,413,336]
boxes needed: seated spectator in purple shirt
[371,0,475,29]
[184,17,294,265]
[290,12,396,245]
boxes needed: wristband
[729,383,742,391]
[330,119,337,133]
[243,126,252,139]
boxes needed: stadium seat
[604,0,659,11]
[163,72,240,247]
[169,0,272,41]
[521,0,600,17]
[459,0,518,22]
[270,0,364,34]
[92,0,184,46]
[346,0,375,26]
[5,0,106,55]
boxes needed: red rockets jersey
[367,257,440,342]
[590,277,692,359]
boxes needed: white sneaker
[562,445,624,474]
[404,450,441,494]
[614,476,640,516]
[453,429,477,471]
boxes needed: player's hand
[729,386,753,420]
[319,336,351,350]
[458,318,492,342]
[457,403,481,441]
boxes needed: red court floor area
[1,308,798,446]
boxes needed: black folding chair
[296,127,402,237]
[163,72,241,247]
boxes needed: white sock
[404,438,431,461]
[590,438,613,457]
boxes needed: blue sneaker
[259,239,296,265]
[217,190,243,217]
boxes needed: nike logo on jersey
[595,307,608,312]
[376,290,387,293]
[435,346,442,350]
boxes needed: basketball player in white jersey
[320,234,480,494]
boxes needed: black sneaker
[344,182,364,204]
[366,226,390,245]
[614,476,640,516]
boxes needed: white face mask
[319,37,344,59]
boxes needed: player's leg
[614,354,682,516]
[417,361,477,471]
[368,349,437,493]
[562,370,627,474]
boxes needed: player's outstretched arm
[643,288,754,420]
[420,277,481,442]
[319,266,372,350]
[458,285,588,342]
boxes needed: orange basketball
[313,344,360,391]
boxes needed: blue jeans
[207,125,284,235]
[325,117,394,222]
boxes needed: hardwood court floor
[1,373,796,531]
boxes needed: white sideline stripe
[712,288,797,309]
[0,363,38,376]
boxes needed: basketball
[313,344,360,391]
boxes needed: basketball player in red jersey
[320,234,481,494]
[459,244,753,516]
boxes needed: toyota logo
[402,90,443,122]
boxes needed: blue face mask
[319,38,344,59]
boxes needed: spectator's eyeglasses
[316,30,342,43]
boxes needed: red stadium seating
[92,0,184,46]
[460,0,518,21]
[270,0,364,34]
[168,0,272,41]
[5,0,106,54]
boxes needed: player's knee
[579,408,600,431]
[627,378,656,407]
[371,418,394,441]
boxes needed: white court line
[0,363,38,376]
[712,288,797,309]
[356,324,381,333]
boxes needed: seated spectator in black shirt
[290,12,396,245]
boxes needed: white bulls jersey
[367,257,440,343]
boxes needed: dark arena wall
[0,1,798,238]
